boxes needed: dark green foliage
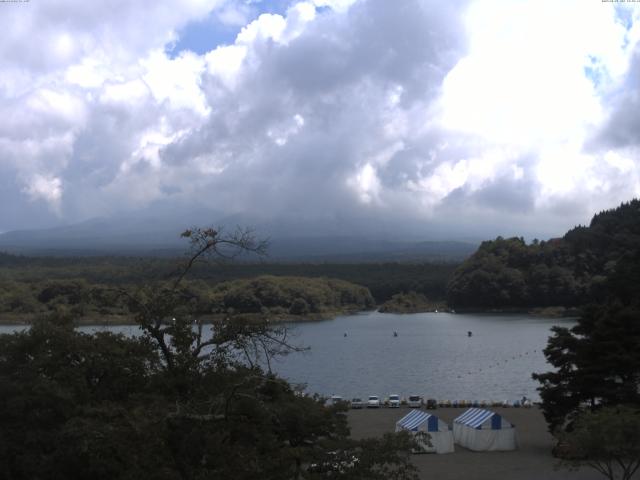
[532,304,640,431]
[448,199,640,308]
[447,236,585,308]
[557,406,640,480]
[0,252,456,313]
[0,257,453,321]
[533,247,640,432]
[0,275,374,322]
[210,276,375,316]
[289,297,311,315]
[528,204,640,480]
[0,316,161,478]
[378,291,440,313]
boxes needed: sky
[1,0,639,240]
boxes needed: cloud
[0,0,221,224]
[594,49,640,149]
[433,0,640,231]
[23,174,63,207]
[161,0,469,220]
[1,0,640,239]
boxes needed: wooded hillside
[0,275,375,323]
[447,199,640,308]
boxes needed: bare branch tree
[122,226,302,380]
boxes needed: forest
[0,252,454,323]
[447,199,640,309]
[0,274,376,324]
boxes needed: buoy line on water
[339,333,542,379]
[452,349,541,378]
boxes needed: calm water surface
[271,311,574,402]
[0,311,573,402]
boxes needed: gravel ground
[347,407,606,480]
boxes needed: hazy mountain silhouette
[0,210,478,261]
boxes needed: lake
[270,311,573,402]
[0,311,573,402]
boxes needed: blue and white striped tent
[453,408,517,451]
[395,410,454,454]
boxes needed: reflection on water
[0,311,573,402]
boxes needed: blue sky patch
[167,0,293,57]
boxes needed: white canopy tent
[395,410,454,454]
[453,408,517,451]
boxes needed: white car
[367,395,381,408]
[388,394,401,408]
[407,395,423,408]
[330,395,344,406]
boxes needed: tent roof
[397,410,437,431]
[454,408,499,428]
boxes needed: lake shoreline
[450,305,582,318]
[0,308,371,327]
[0,304,580,326]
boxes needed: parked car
[388,394,401,408]
[407,395,423,408]
[350,398,364,409]
[367,395,381,408]
[426,398,438,409]
[329,395,344,406]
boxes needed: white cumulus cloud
[0,0,639,240]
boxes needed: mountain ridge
[0,215,478,262]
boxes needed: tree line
[0,254,455,322]
[0,275,375,323]
[447,199,640,309]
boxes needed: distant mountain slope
[0,216,477,261]
[265,237,476,262]
[0,217,185,251]
[447,199,640,308]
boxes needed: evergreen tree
[533,250,640,432]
